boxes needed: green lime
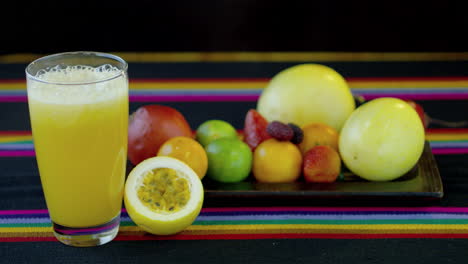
[195,120,238,147]
[205,138,253,183]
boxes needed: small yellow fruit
[157,136,208,179]
[253,139,302,183]
[299,123,339,155]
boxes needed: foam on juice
[27,64,127,104]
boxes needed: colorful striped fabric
[2,207,468,242]
[425,129,468,155]
[2,77,468,102]
[1,129,467,155]
[2,52,468,247]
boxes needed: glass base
[52,215,120,247]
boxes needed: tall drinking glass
[26,52,129,247]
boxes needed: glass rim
[25,51,128,86]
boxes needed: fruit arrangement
[123,63,429,235]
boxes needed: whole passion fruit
[257,64,355,131]
[339,98,425,181]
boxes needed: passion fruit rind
[124,156,204,235]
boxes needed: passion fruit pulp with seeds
[137,168,191,213]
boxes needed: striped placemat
[2,207,468,242]
[1,129,467,155]
[2,77,468,102]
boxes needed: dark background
[1,0,468,54]
[2,3,468,263]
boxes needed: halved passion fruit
[124,156,204,235]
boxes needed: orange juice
[27,66,128,227]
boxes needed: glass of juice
[25,52,129,247]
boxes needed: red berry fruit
[266,121,294,141]
[244,109,271,150]
[288,123,304,144]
